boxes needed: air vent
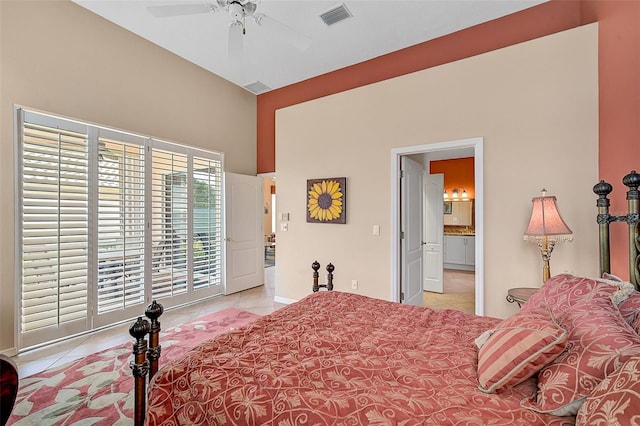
[320,3,352,26]
[243,81,271,94]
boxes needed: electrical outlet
[351,280,358,290]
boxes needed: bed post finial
[145,300,164,382]
[312,261,320,292]
[129,317,150,426]
[326,263,335,291]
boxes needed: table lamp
[523,189,573,283]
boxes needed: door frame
[390,137,484,315]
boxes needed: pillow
[596,277,635,305]
[600,273,640,324]
[576,355,640,425]
[521,296,640,416]
[618,291,640,330]
[477,306,568,393]
[520,274,635,321]
[601,272,623,281]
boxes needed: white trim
[274,296,297,305]
[391,137,484,316]
[0,347,18,357]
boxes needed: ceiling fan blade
[147,3,217,18]
[228,21,244,61]
[254,13,310,51]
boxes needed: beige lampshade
[524,192,573,242]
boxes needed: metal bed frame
[593,169,640,289]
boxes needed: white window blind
[97,134,146,314]
[17,108,224,349]
[192,157,223,290]
[151,148,189,299]
[20,112,89,345]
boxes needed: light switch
[373,225,380,236]
[281,213,290,221]
[280,223,288,232]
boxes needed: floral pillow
[618,291,640,330]
[576,355,640,425]
[521,296,640,416]
[520,274,635,322]
[476,306,568,393]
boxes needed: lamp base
[536,238,556,283]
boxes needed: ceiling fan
[147,1,311,59]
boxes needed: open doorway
[262,176,276,268]
[425,157,475,314]
[391,137,484,316]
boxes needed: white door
[424,173,444,293]
[225,173,264,294]
[400,156,424,307]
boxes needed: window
[17,108,224,349]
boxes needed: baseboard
[0,347,18,357]
[274,296,298,305]
[443,264,475,272]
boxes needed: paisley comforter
[146,291,574,425]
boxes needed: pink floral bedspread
[146,291,574,425]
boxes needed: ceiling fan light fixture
[228,1,245,21]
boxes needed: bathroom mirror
[444,200,473,226]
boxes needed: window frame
[15,107,225,350]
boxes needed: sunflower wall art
[306,177,346,224]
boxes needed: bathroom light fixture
[462,188,468,199]
[443,190,449,199]
[452,189,459,199]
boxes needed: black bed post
[326,263,334,291]
[129,317,150,426]
[594,179,613,277]
[623,170,640,286]
[312,261,335,292]
[312,261,320,292]
[145,300,164,382]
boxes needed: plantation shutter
[95,130,146,319]
[192,156,223,290]
[150,146,189,300]
[17,108,225,349]
[19,111,90,347]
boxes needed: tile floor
[423,269,475,314]
[12,267,474,378]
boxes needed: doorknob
[225,237,232,242]
[421,241,427,246]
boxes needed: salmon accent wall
[258,0,640,279]
[591,0,640,278]
[430,158,475,200]
[257,0,587,174]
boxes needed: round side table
[506,287,538,308]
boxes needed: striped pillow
[477,306,568,393]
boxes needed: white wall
[0,1,256,352]
[274,24,599,319]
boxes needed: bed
[129,171,640,425]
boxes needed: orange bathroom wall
[430,158,475,200]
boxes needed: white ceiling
[72,0,546,94]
